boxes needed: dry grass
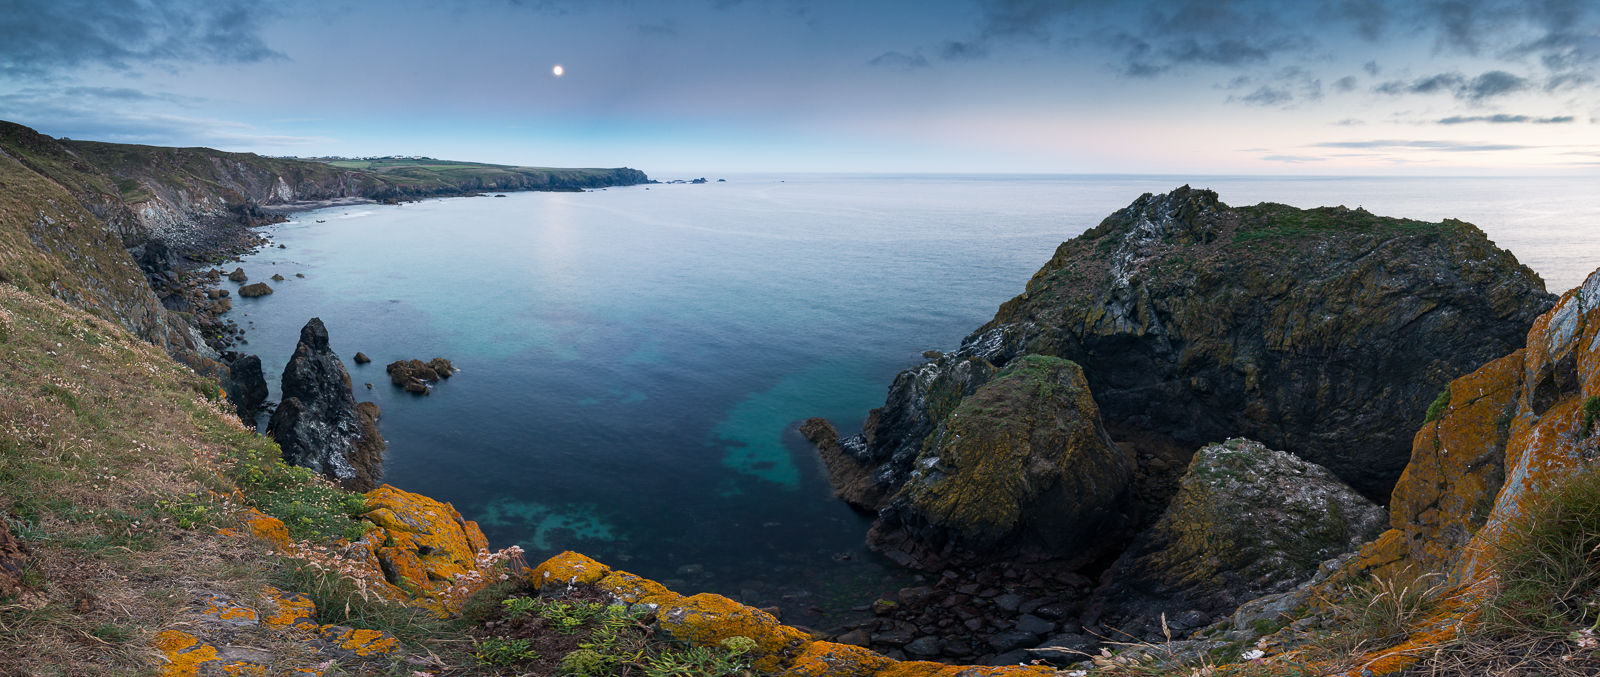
[0,282,302,675]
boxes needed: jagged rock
[425,357,454,377]
[1095,438,1387,620]
[270,273,285,282]
[227,267,247,282]
[138,240,180,280]
[385,358,454,395]
[211,298,231,313]
[800,418,891,510]
[266,318,386,491]
[237,282,272,297]
[222,355,268,421]
[834,186,1554,502]
[353,352,370,364]
[867,355,1135,571]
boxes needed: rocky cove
[2,119,1600,675]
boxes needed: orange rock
[239,509,292,551]
[656,593,811,672]
[260,586,319,631]
[153,630,219,677]
[529,550,613,589]
[779,641,894,677]
[362,484,477,583]
[596,569,683,608]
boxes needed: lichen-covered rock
[837,186,1554,502]
[362,484,487,592]
[656,593,811,672]
[868,355,1135,571]
[1356,265,1600,583]
[266,318,386,490]
[1097,439,1388,619]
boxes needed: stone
[1013,614,1055,636]
[941,636,974,657]
[867,356,1136,571]
[1026,633,1099,662]
[871,599,898,616]
[1095,438,1388,620]
[270,273,285,281]
[353,352,370,364]
[266,318,386,491]
[904,635,942,657]
[237,282,272,297]
[989,649,1033,667]
[897,586,939,609]
[994,594,1025,613]
[829,186,1554,504]
[227,267,247,282]
[836,629,871,647]
[222,354,268,421]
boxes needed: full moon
[552,65,564,77]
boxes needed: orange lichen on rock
[261,586,319,630]
[778,641,895,677]
[656,593,811,671]
[318,624,401,657]
[595,569,683,607]
[239,508,292,551]
[529,550,613,589]
[153,630,219,677]
[362,484,481,583]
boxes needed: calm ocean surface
[233,174,1597,617]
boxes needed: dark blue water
[229,174,1596,617]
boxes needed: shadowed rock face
[222,354,268,422]
[830,186,1554,504]
[867,356,1136,571]
[267,318,385,490]
[1096,438,1388,619]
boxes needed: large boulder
[832,186,1554,502]
[222,354,268,421]
[1095,438,1388,620]
[237,282,272,297]
[266,318,386,490]
[867,355,1135,570]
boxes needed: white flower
[1241,649,1266,660]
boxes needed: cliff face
[832,186,1554,505]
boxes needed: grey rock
[266,318,386,491]
[994,594,1025,613]
[835,629,871,647]
[986,630,1040,653]
[1013,614,1056,636]
[222,354,268,420]
[904,635,942,657]
[988,649,1033,667]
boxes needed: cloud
[1333,118,1365,125]
[1312,139,1534,152]
[1236,86,1294,106]
[1374,70,1532,101]
[868,51,930,70]
[0,85,330,148]
[637,19,678,36]
[1333,75,1359,92]
[939,40,990,61]
[1263,154,1326,162]
[1362,60,1381,76]
[0,0,283,78]
[1437,114,1574,124]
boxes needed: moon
[552,65,564,77]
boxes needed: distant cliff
[0,120,650,251]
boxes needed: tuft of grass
[1489,466,1600,632]
[1581,395,1600,439]
[1424,388,1452,423]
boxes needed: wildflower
[1241,649,1266,660]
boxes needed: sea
[231,174,1598,622]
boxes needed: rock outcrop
[266,318,386,491]
[237,282,272,297]
[385,357,455,394]
[867,355,1136,571]
[828,186,1554,506]
[1095,438,1387,620]
[221,354,269,422]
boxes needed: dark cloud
[1237,86,1294,106]
[0,85,327,147]
[1362,60,1381,76]
[1374,70,1532,100]
[868,51,930,70]
[1437,114,1575,123]
[1312,139,1533,151]
[1333,75,1359,92]
[939,40,990,61]
[637,20,678,36]
[0,0,282,78]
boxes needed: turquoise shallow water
[230,174,1597,616]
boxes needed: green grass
[1489,467,1600,632]
[1234,204,1446,242]
[1424,388,1453,423]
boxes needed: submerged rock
[1095,438,1387,620]
[834,186,1554,503]
[352,351,370,364]
[867,355,1135,571]
[266,318,386,491]
[238,282,272,297]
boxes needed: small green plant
[501,595,540,618]
[474,637,540,666]
[89,624,133,643]
[541,599,606,634]
[1424,388,1452,423]
[1580,395,1600,439]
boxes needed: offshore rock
[237,282,272,297]
[266,318,386,491]
[868,355,1135,571]
[227,267,248,282]
[1096,438,1387,620]
[842,186,1554,501]
[222,354,268,421]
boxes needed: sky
[1,0,1598,173]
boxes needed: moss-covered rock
[834,186,1554,504]
[1097,438,1387,619]
[868,355,1134,570]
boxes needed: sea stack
[267,318,386,491]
